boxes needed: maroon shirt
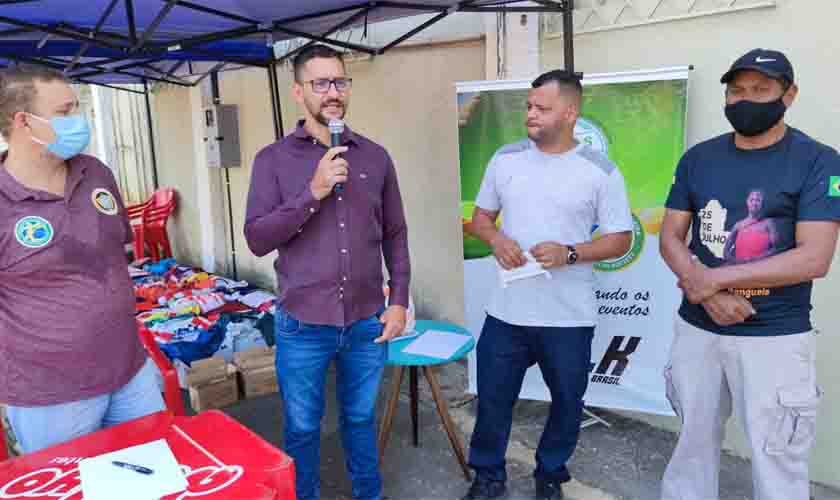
[244,121,411,327]
[0,153,146,406]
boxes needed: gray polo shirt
[0,153,146,406]
[475,140,633,327]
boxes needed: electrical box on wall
[204,104,241,168]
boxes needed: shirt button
[338,196,343,201]
[343,276,348,281]
[297,228,303,233]
[339,222,345,228]
[341,249,348,254]
[309,207,316,213]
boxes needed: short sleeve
[665,153,693,212]
[99,160,134,245]
[474,155,501,212]
[597,168,633,234]
[798,147,840,222]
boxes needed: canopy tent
[0,0,575,87]
[0,0,575,278]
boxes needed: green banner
[458,69,690,414]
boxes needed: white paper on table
[79,439,188,500]
[498,252,551,287]
[401,330,471,360]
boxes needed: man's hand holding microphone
[310,118,348,200]
[310,146,349,200]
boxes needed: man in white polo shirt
[462,70,633,500]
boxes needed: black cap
[720,48,794,85]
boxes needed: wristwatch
[567,245,578,265]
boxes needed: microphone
[329,118,345,193]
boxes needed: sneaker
[461,479,507,500]
[535,478,564,499]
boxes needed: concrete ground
[203,360,839,500]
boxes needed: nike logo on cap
[756,56,777,63]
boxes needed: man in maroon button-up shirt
[244,45,411,500]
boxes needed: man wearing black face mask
[658,49,840,500]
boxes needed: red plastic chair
[129,188,177,262]
[126,198,152,260]
[137,323,186,417]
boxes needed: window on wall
[543,0,776,36]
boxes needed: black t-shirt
[666,127,840,336]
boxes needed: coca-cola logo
[0,463,244,499]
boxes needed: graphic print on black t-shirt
[722,189,781,264]
[697,188,783,303]
[696,189,786,267]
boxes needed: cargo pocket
[765,385,822,458]
[664,364,682,419]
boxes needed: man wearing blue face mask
[0,66,164,453]
[659,49,840,499]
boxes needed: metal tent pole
[210,71,239,280]
[143,80,160,190]
[267,61,284,140]
[563,0,575,72]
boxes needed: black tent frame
[0,0,575,91]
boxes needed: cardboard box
[185,357,239,412]
[233,347,278,399]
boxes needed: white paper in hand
[79,439,188,500]
[401,330,471,360]
[498,252,550,287]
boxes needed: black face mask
[724,97,787,137]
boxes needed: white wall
[543,0,840,488]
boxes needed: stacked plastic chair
[127,188,177,262]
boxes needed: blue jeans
[274,306,387,500]
[468,315,594,484]
[6,358,165,453]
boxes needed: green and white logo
[594,213,645,272]
[15,215,54,249]
[574,118,609,155]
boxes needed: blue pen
[112,461,154,475]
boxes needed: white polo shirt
[475,139,633,327]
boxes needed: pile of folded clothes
[131,259,277,371]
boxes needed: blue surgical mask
[28,113,91,160]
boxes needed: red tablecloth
[0,410,295,499]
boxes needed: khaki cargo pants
[661,316,821,500]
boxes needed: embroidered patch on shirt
[92,188,119,215]
[15,215,54,248]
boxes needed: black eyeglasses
[305,78,353,94]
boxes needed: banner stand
[458,66,690,417]
[582,408,611,429]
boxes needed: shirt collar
[292,119,359,147]
[0,151,89,202]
